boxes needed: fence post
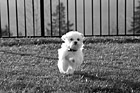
[0,6,1,37]
[15,0,19,37]
[24,0,27,37]
[40,0,45,37]
[7,0,10,37]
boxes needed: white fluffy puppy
[58,31,84,74]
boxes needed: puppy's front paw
[69,58,75,63]
[65,55,75,63]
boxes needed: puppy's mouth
[68,45,78,52]
[68,48,77,52]
[68,43,79,52]
[66,41,82,52]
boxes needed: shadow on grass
[1,71,140,93]
[73,71,140,93]
[74,71,106,81]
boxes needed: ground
[0,37,140,93]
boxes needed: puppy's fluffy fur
[58,31,84,74]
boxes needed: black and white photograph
[0,0,140,92]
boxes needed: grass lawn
[0,38,140,93]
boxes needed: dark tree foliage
[129,1,140,34]
[1,25,13,37]
[46,2,74,36]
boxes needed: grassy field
[0,38,140,93]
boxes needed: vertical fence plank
[7,0,10,37]
[32,0,35,36]
[116,0,118,35]
[133,0,135,35]
[40,0,45,37]
[100,0,102,36]
[24,0,27,37]
[58,0,61,36]
[75,0,77,31]
[91,0,94,35]
[0,5,1,37]
[67,0,69,32]
[108,0,110,35]
[15,0,19,37]
[124,0,127,35]
[50,0,52,36]
[83,0,85,35]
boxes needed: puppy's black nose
[74,41,77,45]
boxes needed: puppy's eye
[77,38,80,41]
[70,38,73,41]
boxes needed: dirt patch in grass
[0,38,140,93]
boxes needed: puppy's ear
[80,33,84,40]
[61,34,67,41]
